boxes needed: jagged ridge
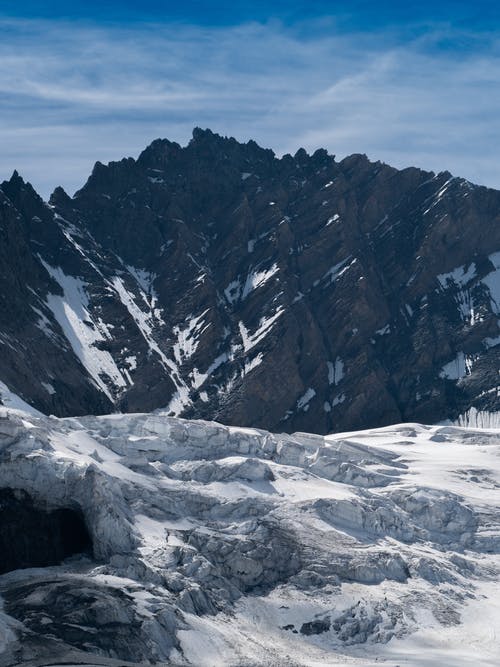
[1,128,500,433]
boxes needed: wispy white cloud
[1,17,500,197]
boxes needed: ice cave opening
[0,488,93,574]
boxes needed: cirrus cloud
[1,17,500,197]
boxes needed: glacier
[0,406,499,666]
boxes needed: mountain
[0,407,499,665]
[1,128,500,433]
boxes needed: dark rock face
[300,617,331,635]
[2,575,178,663]
[1,128,500,433]
[0,489,92,574]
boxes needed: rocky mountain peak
[0,130,499,432]
[190,125,218,143]
[48,185,72,207]
[3,170,35,200]
[1,171,51,226]
[8,169,22,183]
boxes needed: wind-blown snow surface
[0,409,499,666]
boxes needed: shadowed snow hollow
[0,408,499,666]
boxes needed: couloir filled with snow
[0,406,499,666]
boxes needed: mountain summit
[1,129,499,433]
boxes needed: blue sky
[3,1,499,29]
[2,1,500,197]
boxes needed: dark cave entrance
[0,488,93,575]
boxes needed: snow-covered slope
[0,408,499,666]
